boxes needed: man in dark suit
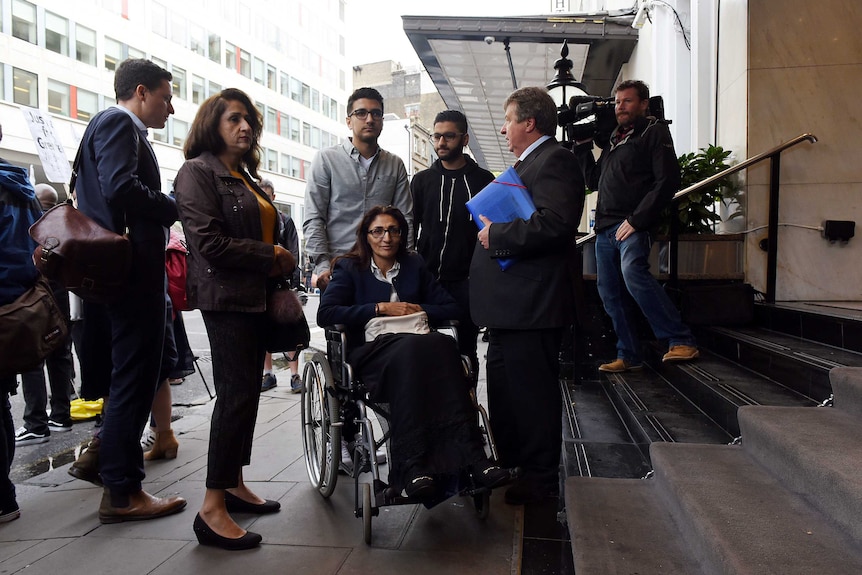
[72,59,186,522]
[470,86,584,505]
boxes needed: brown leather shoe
[98,489,187,524]
[662,345,699,363]
[598,358,644,373]
[68,437,103,486]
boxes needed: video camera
[557,94,667,147]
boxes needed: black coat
[469,138,584,329]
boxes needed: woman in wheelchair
[317,206,514,500]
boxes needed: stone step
[754,302,862,353]
[650,442,862,574]
[643,345,817,436]
[603,367,733,447]
[565,477,700,574]
[738,404,862,543]
[695,325,862,401]
[830,366,862,418]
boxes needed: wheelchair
[300,322,500,544]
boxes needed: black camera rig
[557,94,668,148]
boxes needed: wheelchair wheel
[361,482,372,544]
[301,351,341,498]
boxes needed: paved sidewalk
[0,349,521,575]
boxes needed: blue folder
[466,166,536,270]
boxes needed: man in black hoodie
[411,110,494,380]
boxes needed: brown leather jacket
[174,152,277,313]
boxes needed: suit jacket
[75,107,177,293]
[469,138,584,329]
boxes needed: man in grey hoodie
[410,110,495,380]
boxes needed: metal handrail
[574,133,818,303]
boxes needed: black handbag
[264,277,310,353]
[0,275,68,377]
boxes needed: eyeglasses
[430,132,465,143]
[367,226,402,239]
[349,108,384,120]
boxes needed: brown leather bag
[28,144,131,304]
[0,275,68,377]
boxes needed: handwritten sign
[21,107,72,183]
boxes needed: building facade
[0,0,349,224]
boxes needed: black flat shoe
[193,513,262,550]
[224,491,281,514]
[470,460,517,489]
[404,475,436,500]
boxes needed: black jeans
[201,311,265,489]
[21,282,74,433]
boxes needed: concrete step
[754,301,862,354]
[830,366,862,419]
[604,367,733,447]
[650,442,862,574]
[565,477,701,574]
[644,346,816,437]
[696,325,862,402]
[738,404,862,543]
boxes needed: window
[191,75,204,104]
[265,149,277,172]
[152,126,167,143]
[301,83,310,108]
[290,78,301,102]
[266,65,277,91]
[225,43,237,71]
[76,25,97,66]
[128,46,145,60]
[265,107,277,133]
[279,73,289,97]
[152,57,167,73]
[280,153,290,175]
[170,14,186,46]
[45,12,69,56]
[208,81,221,97]
[208,33,221,63]
[48,80,71,116]
[76,88,98,122]
[189,24,206,57]
[289,117,300,142]
[172,119,188,147]
[310,126,321,149]
[171,66,186,99]
[11,0,36,44]
[239,50,250,78]
[252,57,265,85]
[311,89,320,113]
[279,112,289,137]
[13,66,38,107]
[105,37,123,71]
[152,3,167,37]
[302,122,310,145]
[290,157,301,179]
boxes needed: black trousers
[91,285,166,496]
[486,327,563,486]
[0,388,15,511]
[201,311,265,489]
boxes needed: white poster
[21,106,72,184]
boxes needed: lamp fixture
[632,0,650,29]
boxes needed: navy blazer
[469,138,584,329]
[318,252,460,346]
[75,107,177,293]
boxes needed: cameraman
[575,80,697,372]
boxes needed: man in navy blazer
[72,59,186,522]
[470,87,584,505]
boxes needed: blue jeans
[595,223,695,363]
